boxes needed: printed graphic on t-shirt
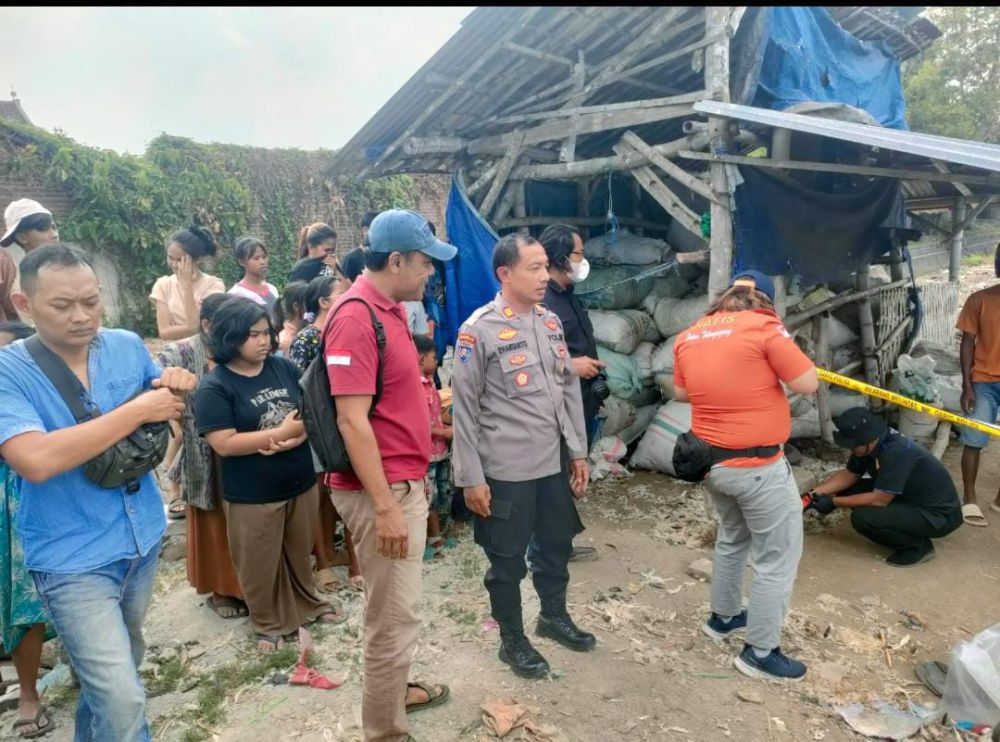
[250,387,296,430]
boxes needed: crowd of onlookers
[0,200,462,740]
[0,195,996,742]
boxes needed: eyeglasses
[570,250,585,257]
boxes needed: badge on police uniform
[457,332,476,364]
[502,306,516,319]
[515,371,529,387]
[545,319,559,331]
[509,354,527,366]
[497,327,518,341]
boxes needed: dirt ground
[13,437,998,742]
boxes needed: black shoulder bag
[24,336,170,490]
[298,297,385,473]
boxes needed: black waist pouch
[672,431,714,482]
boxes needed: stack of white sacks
[577,230,877,480]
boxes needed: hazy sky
[1,7,474,155]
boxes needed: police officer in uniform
[452,233,595,679]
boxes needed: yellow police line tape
[817,368,1000,438]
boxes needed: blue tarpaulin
[442,177,500,347]
[729,6,913,282]
[735,6,908,129]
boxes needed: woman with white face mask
[537,224,607,564]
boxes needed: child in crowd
[274,280,310,357]
[228,237,279,310]
[415,335,453,560]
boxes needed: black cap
[833,407,888,449]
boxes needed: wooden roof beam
[501,41,574,69]
[361,7,542,176]
[614,140,704,240]
[466,103,696,156]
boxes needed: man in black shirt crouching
[806,407,963,568]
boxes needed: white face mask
[568,257,590,284]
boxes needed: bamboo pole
[621,130,718,203]
[855,267,881,393]
[512,131,711,181]
[815,314,835,444]
[705,6,734,301]
[785,279,910,329]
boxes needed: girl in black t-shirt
[193,297,346,651]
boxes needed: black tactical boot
[498,629,550,679]
[536,612,597,652]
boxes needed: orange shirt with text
[673,309,814,467]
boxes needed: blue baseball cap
[367,209,457,261]
[730,270,776,302]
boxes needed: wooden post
[705,6,734,300]
[949,197,966,283]
[479,131,525,217]
[815,314,835,444]
[856,266,881,393]
[513,181,528,235]
[771,274,787,316]
[560,50,586,163]
[630,178,643,236]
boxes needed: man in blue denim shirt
[0,244,196,742]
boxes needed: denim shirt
[0,329,167,573]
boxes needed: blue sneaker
[701,610,748,641]
[735,643,807,682]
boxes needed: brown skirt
[224,486,331,636]
[186,504,243,600]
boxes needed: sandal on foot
[962,503,989,527]
[405,681,450,714]
[167,498,187,521]
[13,705,55,739]
[423,540,445,562]
[313,567,341,593]
[255,634,285,652]
[315,602,347,625]
[207,594,248,620]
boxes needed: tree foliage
[0,122,419,334]
[902,7,1000,142]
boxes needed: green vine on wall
[0,121,421,336]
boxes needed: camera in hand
[591,369,611,402]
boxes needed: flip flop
[207,594,249,620]
[405,681,450,714]
[314,604,347,625]
[255,634,285,652]
[914,660,948,697]
[12,704,55,739]
[167,498,187,521]
[962,503,989,527]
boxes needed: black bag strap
[322,296,385,411]
[24,336,94,423]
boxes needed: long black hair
[539,223,582,274]
[272,280,310,329]
[167,225,218,259]
[304,274,337,317]
[209,296,278,364]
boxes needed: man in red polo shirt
[324,209,456,742]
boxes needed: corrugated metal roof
[328,7,939,178]
[693,101,1000,176]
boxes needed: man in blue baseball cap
[322,208,456,741]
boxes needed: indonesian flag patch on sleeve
[326,349,352,366]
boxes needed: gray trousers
[705,457,803,650]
